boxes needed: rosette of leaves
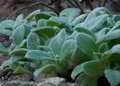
[0,7,120,86]
[25,29,78,78]
[71,8,120,86]
[0,8,83,77]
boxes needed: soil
[0,0,51,21]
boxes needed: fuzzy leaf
[49,29,66,55]
[25,50,53,60]
[0,29,12,36]
[35,12,56,21]
[97,30,120,43]
[83,60,105,77]
[71,64,83,79]
[12,25,25,45]
[25,10,41,20]
[27,32,40,49]
[0,20,14,30]
[85,7,111,22]
[72,14,87,26]
[13,66,31,74]
[34,64,56,77]
[60,8,80,24]
[76,33,98,57]
[0,43,9,54]
[9,48,28,56]
[13,14,24,29]
[105,69,120,86]
[75,26,96,40]
[96,28,110,44]
[60,39,77,60]
[37,19,47,27]
[33,26,57,38]
[103,44,120,58]
[113,15,120,22]
[75,73,97,86]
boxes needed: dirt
[0,0,51,21]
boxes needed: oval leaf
[76,33,98,57]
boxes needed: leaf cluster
[0,7,120,86]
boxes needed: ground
[0,0,50,21]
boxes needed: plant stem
[85,0,93,10]
[73,0,84,14]
[98,0,101,7]
[66,0,77,8]
[103,0,107,6]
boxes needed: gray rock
[0,81,36,86]
[0,77,75,86]
[37,77,67,86]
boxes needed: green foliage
[0,7,120,86]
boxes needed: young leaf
[106,30,120,41]
[80,77,98,86]
[33,26,57,38]
[90,14,109,32]
[113,15,120,22]
[48,29,66,55]
[27,32,40,49]
[23,24,32,38]
[37,19,47,27]
[0,29,12,36]
[76,33,98,57]
[60,39,77,60]
[85,7,112,22]
[75,73,87,86]
[72,14,87,26]
[25,50,53,60]
[34,64,56,77]
[75,73,98,86]
[75,26,96,40]
[13,66,31,74]
[0,20,14,30]
[97,30,120,43]
[46,20,60,27]
[83,60,105,77]
[13,14,24,29]
[98,43,109,53]
[12,25,25,45]
[9,48,28,56]
[0,43,9,55]
[60,8,80,24]
[35,12,56,21]
[9,56,24,65]
[105,69,120,86]
[71,64,83,80]
[109,21,120,32]
[103,44,120,58]
[0,60,10,71]
[25,10,41,20]
[96,28,110,44]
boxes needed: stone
[0,81,36,86]
[0,77,75,86]
[37,77,67,86]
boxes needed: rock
[37,77,67,86]
[0,77,75,86]
[0,81,36,86]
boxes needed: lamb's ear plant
[0,7,120,86]
[71,7,120,86]
[0,8,81,76]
